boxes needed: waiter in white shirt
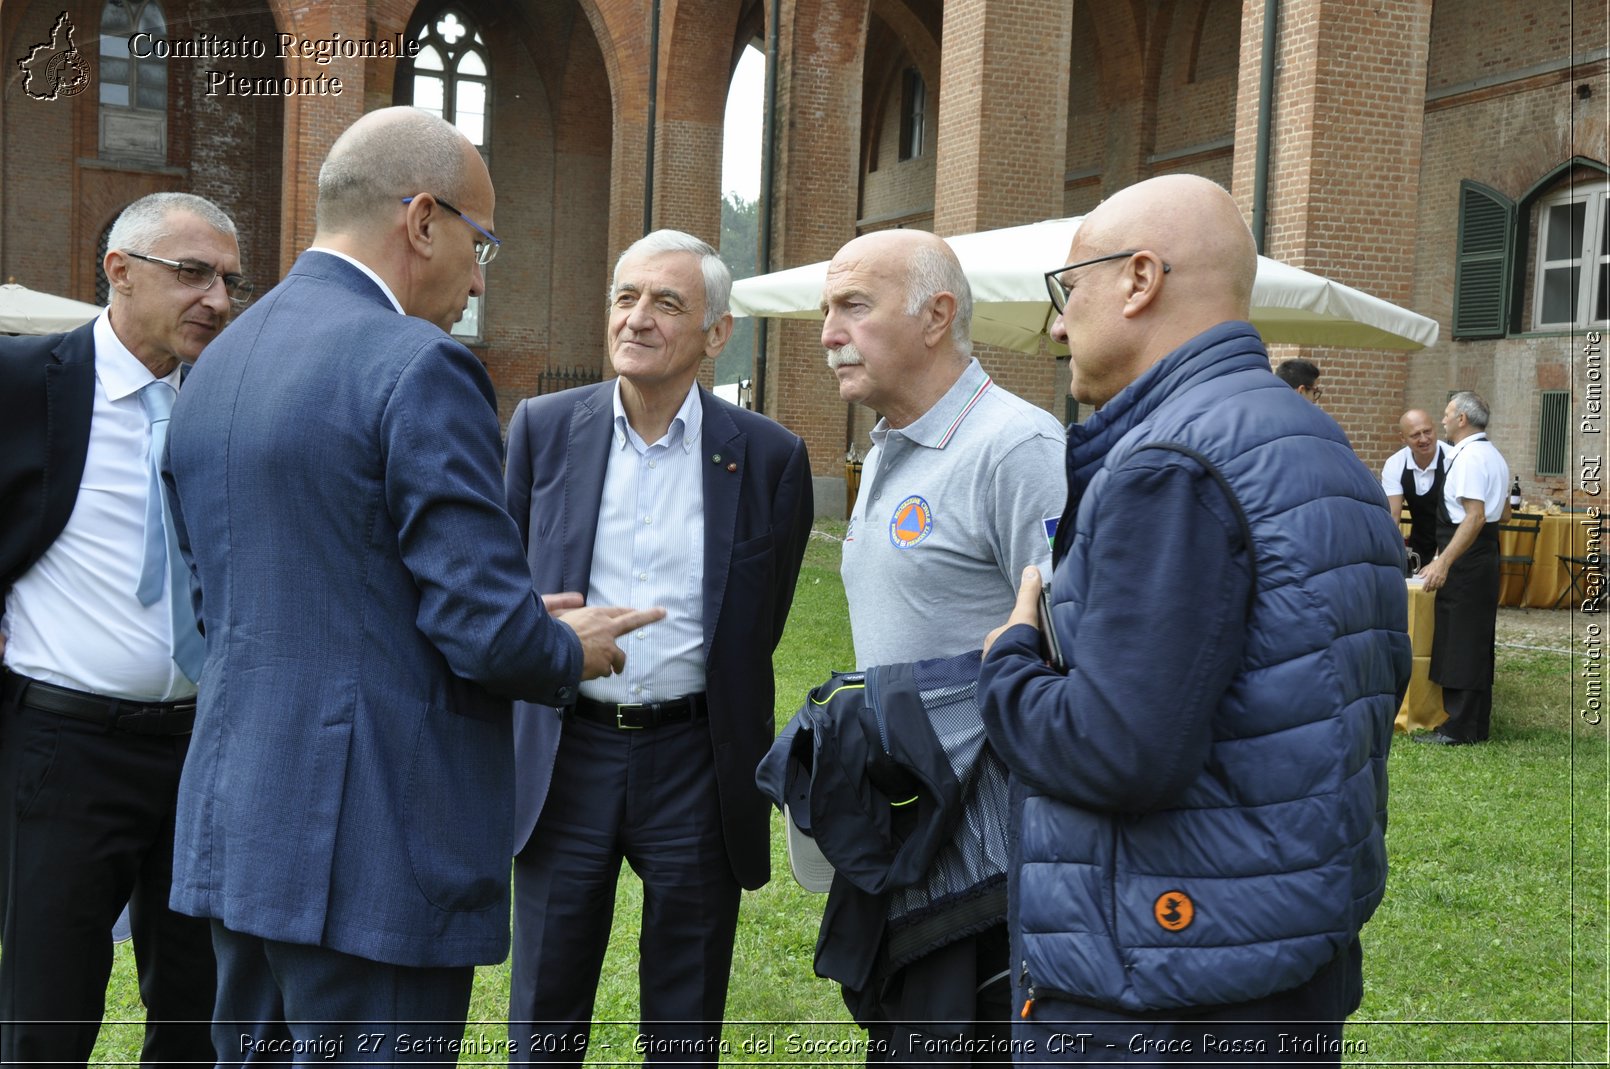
[0,192,246,1065]
[1416,391,1510,746]
[1381,408,1450,571]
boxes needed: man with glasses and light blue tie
[0,191,248,1067]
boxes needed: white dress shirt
[578,380,707,704]
[1379,440,1449,498]
[307,247,405,313]
[1442,433,1510,524]
[2,312,196,701]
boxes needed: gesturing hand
[557,604,667,681]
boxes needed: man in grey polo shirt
[819,228,1065,1062]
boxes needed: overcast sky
[721,46,765,202]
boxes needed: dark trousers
[0,676,215,1068]
[1430,529,1500,743]
[211,921,474,1066]
[1437,686,1493,743]
[1013,939,1362,1066]
[863,926,1014,1067]
[509,717,741,1067]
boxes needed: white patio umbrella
[0,282,102,335]
[730,217,1440,353]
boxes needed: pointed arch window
[99,0,168,161]
[411,7,490,342]
[413,9,490,158]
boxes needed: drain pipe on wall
[644,0,661,234]
[1252,0,1278,254]
[753,0,780,413]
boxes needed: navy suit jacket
[0,322,97,599]
[505,380,812,890]
[165,252,584,968]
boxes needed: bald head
[833,230,973,355]
[1080,175,1257,316]
[1398,408,1439,465]
[820,229,973,428]
[316,107,476,232]
[1050,175,1257,408]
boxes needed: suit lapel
[563,383,614,593]
[38,325,97,564]
[700,391,745,657]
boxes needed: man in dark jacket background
[980,174,1410,1064]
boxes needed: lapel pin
[711,454,721,464]
[727,463,738,473]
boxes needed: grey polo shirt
[842,359,1066,669]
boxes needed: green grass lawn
[88,523,1606,1065]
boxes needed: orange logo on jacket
[1153,890,1194,932]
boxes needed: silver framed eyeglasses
[123,251,254,306]
[1043,250,1169,313]
[401,194,501,266]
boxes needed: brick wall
[9,0,1601,499]
[1410,0,1608,500]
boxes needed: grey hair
[610,230,732,330]
[107,192,238,254]
[1450,390,1491,430]
[316,107,468,230]
[902,239,973,357]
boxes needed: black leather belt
[7,674,196,736]
[571,693,708,731]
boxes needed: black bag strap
[1133,441,1260,618]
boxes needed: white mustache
[826,344,864,370]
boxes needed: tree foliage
[718,192,760,387]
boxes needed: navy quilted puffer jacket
[980,321,1411,1014]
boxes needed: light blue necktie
[136,382,205,681]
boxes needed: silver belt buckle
[615,702,645,730]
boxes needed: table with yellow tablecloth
[1395,578,1446,734]
[1499,512,1599,608]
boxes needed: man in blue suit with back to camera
[503,230,812,1065]
[164,106,662,1064]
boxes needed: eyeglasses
[401,194,501,265]
[123,251,254,306]
[1043,250,1170,313]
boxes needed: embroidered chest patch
[888,495,934,549]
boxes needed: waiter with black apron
[1382,408,1448,572]
[1416,391,1510,745]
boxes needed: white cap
[782,803,835,893]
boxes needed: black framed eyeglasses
[123,251,254,306]
[401,194,501,265]
[1043,250,1170,313]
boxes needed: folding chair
[1496,513,1543,595]
[1554,555,1601,611]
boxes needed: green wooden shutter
[1537,390,1569,476]
[1453,180,1515,339]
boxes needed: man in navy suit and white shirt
[164,107,660,1063]
[504,230,812,1064]
[0,191,243,1067]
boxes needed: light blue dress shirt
[578,380,707,704]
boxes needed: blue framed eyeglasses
[401,194,501,265]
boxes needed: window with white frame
[1454,161,1610,339]
[413,7,490,342]
[1533,184,1609,331]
